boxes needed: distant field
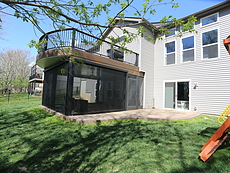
[0,92,42,105]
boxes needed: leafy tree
[0,49,32,93]
[0,0,196,50]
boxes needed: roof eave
[101,17,156,39]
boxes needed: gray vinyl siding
[104,25,141,65]
[153,7,230,115]
[105,24,155,108]
[139,29,155,108]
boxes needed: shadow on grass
[21,122,144,172]
[1,109,230,172]
[198,126,230,150]
[198,127,218,137]
[1,108,153,172]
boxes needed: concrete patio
[40,106,202,124]
[68,108,202,123]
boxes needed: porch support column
[65,61,74,115]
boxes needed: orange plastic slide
[199,117,230,162]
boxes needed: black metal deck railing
[29,73,43,80]
[39,28,139,66]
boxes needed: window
[165,41,175,65]
[115,36,125,43]
[201,13,218,26]
[107,48,124,61]
[202,29,218,59]
[182,36,194,62]
[180,24,194,32]
[166,28,176,37]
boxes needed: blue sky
[0,0,225,60]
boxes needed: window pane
[180,25,194,32]
[166,41,175,53]
[165,82,175,109]
[183,50,194,62]
[202,29,218,45]
[166,29,176,37]
[182,36,194,50]
[166,53,175,65]
[203,44,218,59]
[202,14,218,26]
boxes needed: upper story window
[201,13,218,26]
[107,48,124,61]
[182,36,194,62]
[202,29,218,59]
[180,24,194,32]
[165,28,176,37]
[114,35,125,44]
[165,41,175,65]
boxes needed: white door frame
[163,79,191,111]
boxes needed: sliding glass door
[165,81,190,110]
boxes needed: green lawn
[1,93,230,172]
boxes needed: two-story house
[36,0,230,116]
[153,0,230,115]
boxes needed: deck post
[65,61,74,115]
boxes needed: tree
[0,0,196,50]
[0,49,32,93]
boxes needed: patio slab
[67,108,202,124]
[39,106,202,124]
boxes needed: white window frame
[200,12,219,27]
[165,40,176,65]
[181,35,195,63]
[201,28,219,60]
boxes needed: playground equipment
[199,105,230,162]
[223,35,230,54]
[199,37,230,162]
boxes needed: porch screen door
[128,78,137,109]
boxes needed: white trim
[139,35,142,68]
[139,35,146,107]
[164,40,176,66]
[142,71,146,108]
[181,35,196,63]
[201,28,219,60]
[163,79,191,111]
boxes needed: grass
[1,93,230,172]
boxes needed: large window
[165,41,175,65]
[182,36,194,62]
[202,29,218,59]
[201,13,218,26]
